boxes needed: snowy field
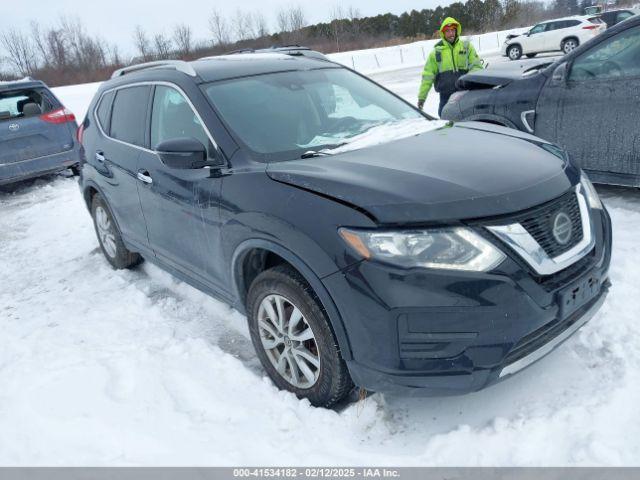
[1,57,640,466]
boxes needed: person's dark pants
[438,92,452,117]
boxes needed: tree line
[0,0,632,87]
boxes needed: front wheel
[507,45,522,61]
[246,265,353,407]
[562,38,579,54]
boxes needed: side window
[95,91,115,135]
[570,26,640,81]
[565,20,580,28]
[617,12,633,23]
[110,86,151,147]
[529,24,547,35]
[150,85,212,155]
[547,22,560,31]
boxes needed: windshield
[202,68,425,160]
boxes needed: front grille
[517,189,583,257]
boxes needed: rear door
[94,85,152,249]
[542,21,563,51]
[539,25,640,177]
[0,88,74,165]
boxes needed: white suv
[503,16,606,60]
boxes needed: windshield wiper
[300,150,332,159]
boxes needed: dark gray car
[0,79,80,186]
[442,15,640,187]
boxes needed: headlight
[339,227,506,272]
[580,172,603,210]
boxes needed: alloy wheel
[257,294,321,389]
[564,40,578,53]
[95,206,117,258]
[508,46,521,60]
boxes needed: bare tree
[232,9,255,41]
[253,12,269,38]
[173,23,193,57]
[209,9,231,46]
[0,29,38,76]
[133,25,153,61]
[276,5,307,43]
[288,5,307,32]
[153,33,172,59]
[329,5,346,51]
[276,8,290,33]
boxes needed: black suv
[79,53,612,407]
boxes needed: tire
[91,194,142,269]
[70,165,81,176]
[561,38,579,54]
[526,53,537,58]
[507,44,522,61]
[246,265,354,407]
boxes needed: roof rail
[111,60,197,79]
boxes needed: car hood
[458,59,554,88]
[266,122,576,224]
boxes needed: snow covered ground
[1,58,640,466]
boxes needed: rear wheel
[91,194,142,269]
[507,44,522,60]
[246,265,353,407]
[561,38,579,54]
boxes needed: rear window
[109,86,150,147]
[0,88,54,122]
[95,90,115,135]
[565,20,581,27]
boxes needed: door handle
[136,170,153,185]
[95,151,106,163]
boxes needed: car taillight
[582,25,599,30]
[40,107,76,124]
[77,123,85,144]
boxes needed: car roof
[0,78,46,93]
[109,53,339,85]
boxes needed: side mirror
[552,62,568,85]
[155,137,208,169]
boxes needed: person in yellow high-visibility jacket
[418,17,484,116]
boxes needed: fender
[231,238,353,360]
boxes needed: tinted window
[570,26,640,80]
[565,20,581,27]
[96,90,114,135]
[110,86,150,147]
[617,11,634,23]
[150,85,211,154]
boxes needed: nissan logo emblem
[8,123,19,132]
[552,211,573,245]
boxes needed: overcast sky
[1,0,453,59]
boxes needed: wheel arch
[464,114,518,130]
[231,239,353,360]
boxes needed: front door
[538,25,640,178]
[136,84,226,290]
